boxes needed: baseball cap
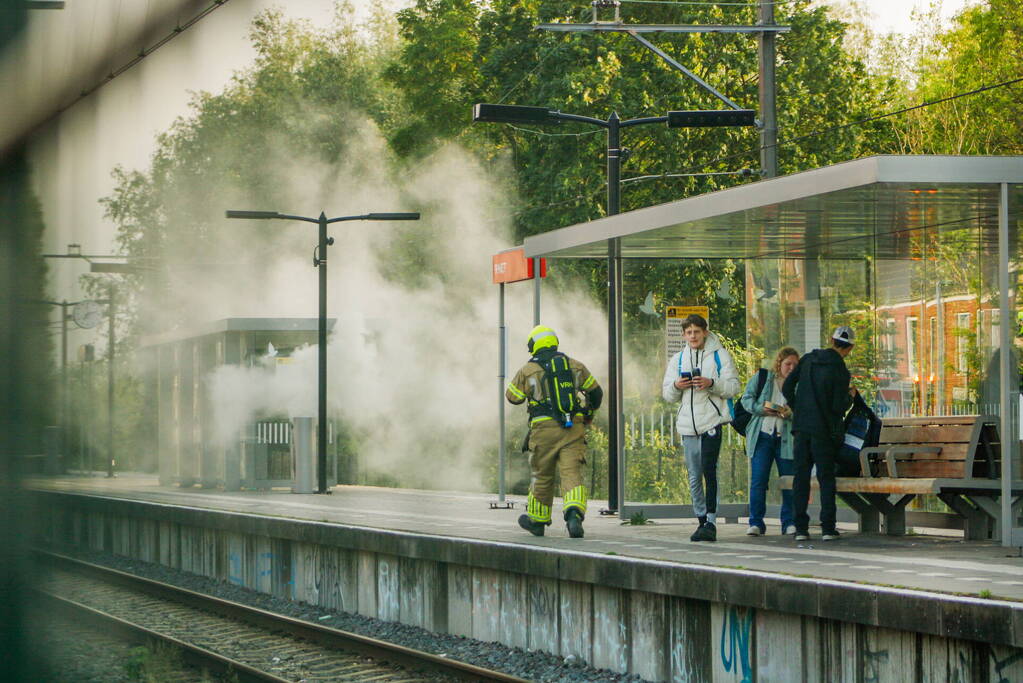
[832,325,855,345]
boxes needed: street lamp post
[27,298,87,471]
[473,103,755,512]
[226,209,420,494]
[43,245,132,477]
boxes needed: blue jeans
[748,432,794,531]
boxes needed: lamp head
[473,103,553,124]
[667,110,757,128]
[226,210,281,220]
[365,213,421,221]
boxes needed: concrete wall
[35,492,1023,683]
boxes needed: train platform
[27,473,1023,602]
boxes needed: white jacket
[661,332,741,437]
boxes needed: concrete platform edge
[30,489,1023,650]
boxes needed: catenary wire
[507,124,604,138]
[665,74,1023,177]
[503,75,1023,215]
[495,41,560,105]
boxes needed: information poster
[666,305,710,359]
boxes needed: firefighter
[506,325,603,538]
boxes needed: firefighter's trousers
[525,421,588,523]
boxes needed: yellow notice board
[666,305,710,359]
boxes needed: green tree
[900,0,1023,155]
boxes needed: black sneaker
[690,522,706,542]
[518,514,545,537]
[794,530,810,541]
[565,509,585,538]
[699,521,717,542]
[821,529,841,541]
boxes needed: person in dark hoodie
[782,326,857,541]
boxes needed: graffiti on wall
[991,647,1023,683]
[862,648,889,683]
[719,606,754,682]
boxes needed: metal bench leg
[938,493,990,540]
[838,492,880,534]
[968,496,1003,541]
[865,494,913,535]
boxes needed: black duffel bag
[836,392,882,476]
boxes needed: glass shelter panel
[620,258,749,509]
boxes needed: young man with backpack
[661,315,740,542]
[781,326,858,541]
[506,325,603,538]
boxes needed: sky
[819,0,982,35]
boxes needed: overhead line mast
[536,0,788,513]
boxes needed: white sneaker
[783,525,797,535]
[745,526,763,536]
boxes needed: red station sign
[492,248,547,284]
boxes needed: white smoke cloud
[200,112,610,491]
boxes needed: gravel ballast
[54,549,650,683]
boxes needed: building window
[957,312,971,373]
[907,317,919,379]
[980,309,1001,349]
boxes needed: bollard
[291,417,316,494]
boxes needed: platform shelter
[523,155,1023,546]
[141,317,339,490]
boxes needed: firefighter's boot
[518,514,546,537]
[565,508,585,538]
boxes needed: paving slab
[28,474,1023,602]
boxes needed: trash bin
[291,417,315,494]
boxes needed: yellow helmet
[527,325,559,353]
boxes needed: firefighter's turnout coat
[506,351,601,523]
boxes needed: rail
[34,550,528,683]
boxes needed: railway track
[34,551,528,683]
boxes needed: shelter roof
[523,156,1023,260]
[140,317,336,348]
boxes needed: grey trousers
[682,428,723,518]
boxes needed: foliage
[99,7,406,340]
[897,0,1023,155]
[122,644,184,682]
[625,511,652,526]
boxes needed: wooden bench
[780,415,1023,540]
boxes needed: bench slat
[777,475,940,495]
[880,415,993,426]
[878,425,975,444]
[879,461,967,478]
[879,443,970,460]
